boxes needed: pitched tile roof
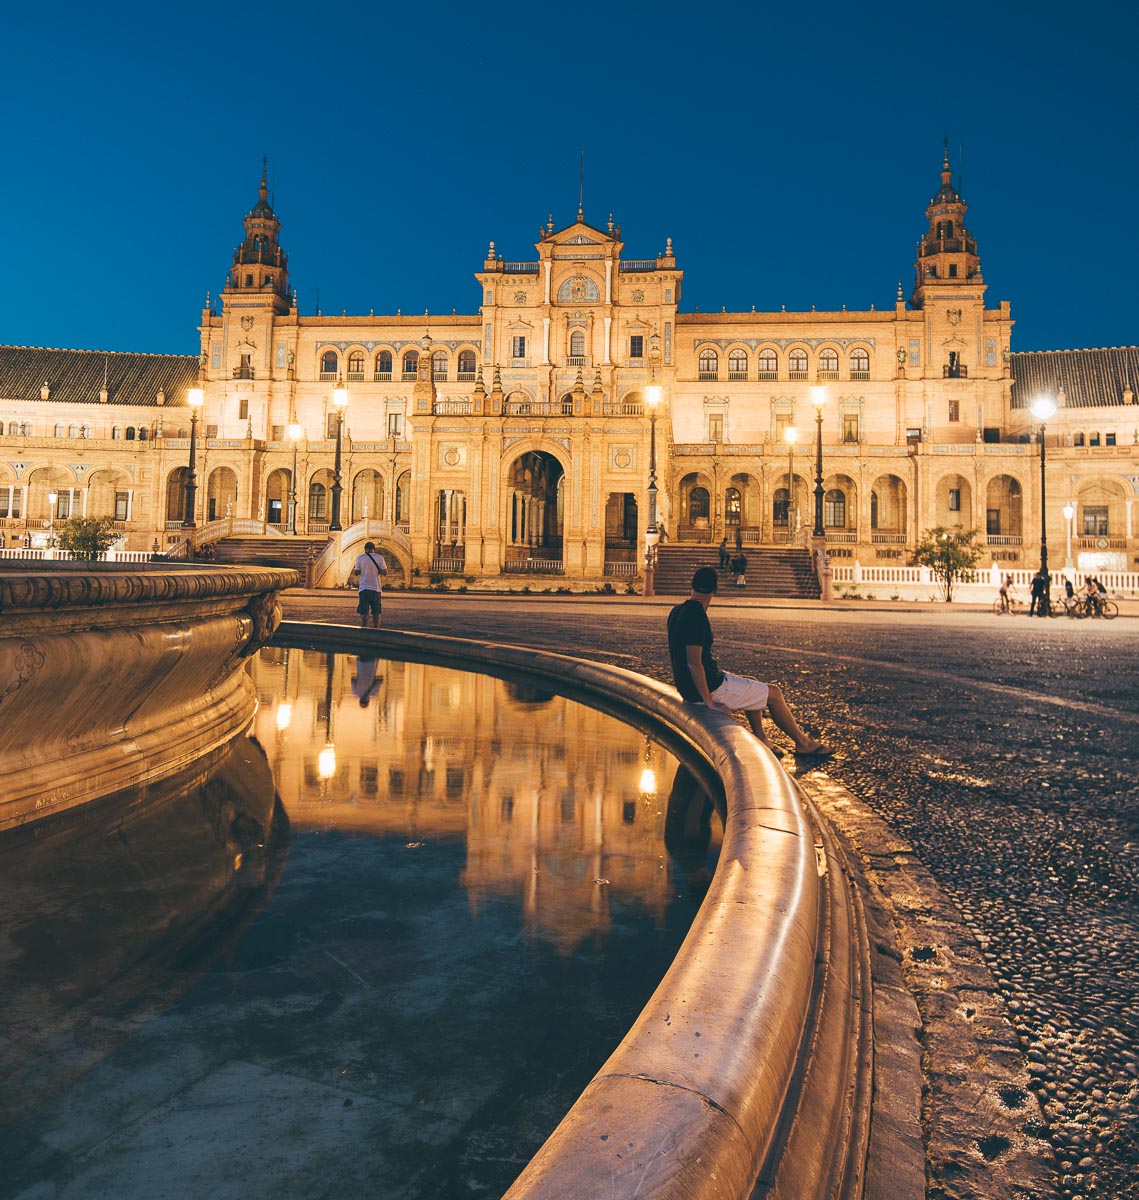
[0,345,200,408]
[1010,347,1139,409]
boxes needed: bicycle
[1070,595,1118,620]
[992,595,1024,615]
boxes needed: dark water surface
[0,649,718,1199]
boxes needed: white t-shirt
[354,551,386,591]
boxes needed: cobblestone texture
[282,594,1139,1200]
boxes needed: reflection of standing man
[351,655,383,707]
[350,540,387,628]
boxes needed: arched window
[375,349,393,378]
[138,427,148,441]
[818,348,839,378]
[54,424,64,437]
[789,348,808,378]
[125,427,136,441]
[824,489,846,527]
[1089,431,1101,447]
[725,487,741,526]
[1073,432,1085,446]
[569,331,585,359]
[698,348,718,379]
[689,486,710,522]
[112,426,123,439]
[347,351,365,379]
[308,481,328,521]
[457,349,476,377]
[402,350,419,378]
[7,422,17,435]
[773,488,790,526]
[320,350,338,377]
[728,348,748,379]
[80,425,91,438]
[758,348,778,379]
[68,424,79,438]
[432,350,448,380]
[850,348,870,378]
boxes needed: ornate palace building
[2,152,1137,590]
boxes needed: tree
[911,525,983,602]
[56,516,119,561]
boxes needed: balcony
[698,372,718,381]
[789,371,809,381]
[502,261,540,274]
[943,365,969,379]
[1077,535,1126,550]
[603,402,643,416]
[346,372,365,382]
[986,535,1022,547]
[728,370,748,381]
[374,371,392,381]
[850,370,870,381]
[434,400,473,415]
[566,356,587,368]
[402,371,418,381]
[817,370,839,381]
[457,371,477,382]
[319,371,338,382]
[619,260,658,272]
[434,369,448,381]
[870,532,908,544]
[506,399,574,416]
[758,370,779,381]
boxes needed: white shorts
[710,671,769,712]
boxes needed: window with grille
[949,488,961,512]
[698,348,718,377]
[629,334,644,359]
[512,336,527,358]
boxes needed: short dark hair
[364,541,375,551]
[692,566,719,594]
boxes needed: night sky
[2,0,1134,356]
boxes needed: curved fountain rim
[275,620,871,1200]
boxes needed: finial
[259,156,268,203]
[666,236,673,255]
[943,135,950,169]
[575,368,584,389]
[897,280,904,300]
[608,212,614,233]
[489,239,495,256]
[578,150,584,222]
[592,369,603,394]
[548,213,554,233]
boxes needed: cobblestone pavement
[281,593,1139,1200]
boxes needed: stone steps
[653,544,821,598]
[211,536,328,578]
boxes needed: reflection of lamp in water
[639,736,658,797]
[318,650,337,785]
[318,743,337,780]
[275,702,293,732]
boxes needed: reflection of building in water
[253,648,677,952]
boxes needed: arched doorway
[985,475,1023,543]
[935,473,971,530]
[308,469,335,530]
[264,468,291,529]
[678,472,714,541]
[725,472,760,540]
[823,474,856,540]
[504,450,565,570]
[166,468,191,526]
[351,469,384,523]
[870,475,908,545]
[206,466,239,522]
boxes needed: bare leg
[765,685,829,755]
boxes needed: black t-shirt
[667,598,725,702]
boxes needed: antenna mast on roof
[578,149,584,222]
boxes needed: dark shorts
[357,589,382,617]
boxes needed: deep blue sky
[2,1,1134,355]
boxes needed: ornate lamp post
[810,386,826,537]
[1030,394,1057,616]
[287,422,304,535]
[47,489,58,547]
[643,382,661,597]
[329,376,348,531]
[388,430,399,525]
[182,385,204,529]
[1063,501,1076,571]
[784,426,798,541]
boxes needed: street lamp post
[47,489,58,548]
[287,422,304,535]
[1063,502,1076,571]
[643,382,661,597]
[329,376,348,531]
[810,386,826,537]
[784,426,798,541]
[1030,395,1057,616]
[182,385,204,529]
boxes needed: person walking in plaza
[730,551,747,586]
[667,566,831,758]
[350,540,387,629]
[1029,569,1049,616]
[718,537,730,571]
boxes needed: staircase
[653,544,821,599]
[212,536,329,582]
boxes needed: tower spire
[578,149,584,222]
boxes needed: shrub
[55,516,117,561]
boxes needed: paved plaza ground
[281,591,1139,1200]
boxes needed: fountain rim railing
[275,620,873,1200]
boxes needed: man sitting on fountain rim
[666,566,832,759]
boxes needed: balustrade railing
[431,557,466,574]
[604,561,638,577]
[501,558,565,575]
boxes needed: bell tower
[911,141,983,309]
[224,160,290,314]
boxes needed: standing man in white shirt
[350,540,388,628]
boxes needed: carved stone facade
[2,152,1138,583]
